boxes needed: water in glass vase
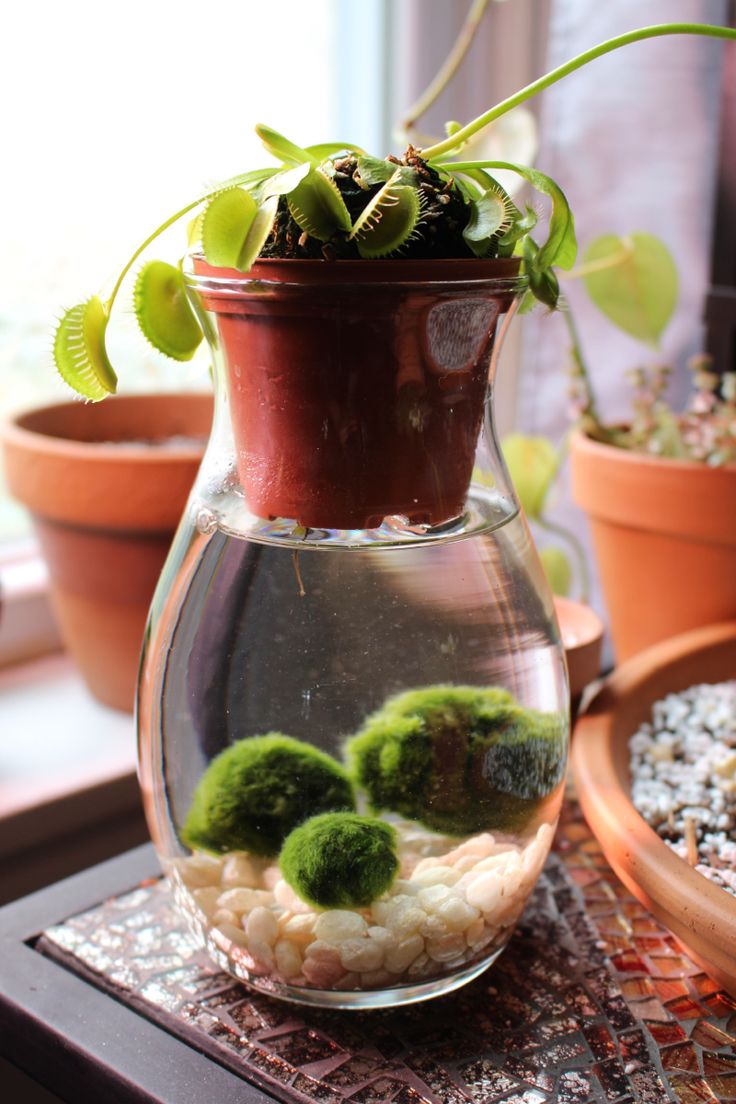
[138,485,568,1009]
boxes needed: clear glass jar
[137,257,569,1009]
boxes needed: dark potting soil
[259,150,479,262]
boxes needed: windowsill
[0,653,147,904]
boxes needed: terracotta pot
[553,596,604,718]
[571,621,736,995]
[570,430,736,661]
[2,393,212,712]
[189,257,522,530]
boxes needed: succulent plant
[52,23,735,403]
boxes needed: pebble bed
[171,819,554,991]
[630,680,736,895]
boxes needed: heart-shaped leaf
[540,546,572,597]
[134,261,202,361]
[287,168,352,240]
[582,232,678,347]
[53,297,117,401]
[502,433,560,519]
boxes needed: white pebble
[246,906,279,946]
[465,871,504,913]
[417,884,454,912]
[410,865,461,887]
[314,910,368,943]
[384,934,424,973]
[437,897,480,931]
[192,886,221,917]
[220,853,259,889]
[360,969,394,988]
[339,938,384,972]
[281,913,316,942]
[426,931,467,962]
[213,908,239,927]
[274,939,303,978]
[261,864,282,891]
[216,921,250,949]
[217,887,270,914]
[178,853,223,888]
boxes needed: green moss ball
[345,685,566,836]
[182,734,356,857]
[280,812,399,909]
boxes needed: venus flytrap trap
[53,22,736,403]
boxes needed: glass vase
[137,256,569,1009]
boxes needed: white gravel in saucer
[170,818,554,991]
[629,680,736,895]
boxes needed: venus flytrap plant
[53,22,736,402]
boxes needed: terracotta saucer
[571,621,736,994]
[553,596,604,715]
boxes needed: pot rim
[570,426,736,475]
[186,254,526,293]
[572,620,736,988]
[2,392,211,466]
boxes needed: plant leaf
[134,261,202,361]
[262,161,311,198]
[435,159,576,270]
[523,237,561,311]
[255,124,315,166]
[582,232,678,346]
[53,297,117,401]
[349,181,421,258]
[355,155,396,186]
[202,188,258,268]
[540,546,572,597]
[502,433,560,519]
[306,141,364,160]
[462,186,514,256]
[236,196,279,271]
[287,168,352,240]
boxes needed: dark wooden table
[2,807,736,1104]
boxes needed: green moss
[345,685,567,836]
[280,812,399,909]
[182,734,356,857]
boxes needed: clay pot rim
[571,620,736,991]
[187,254,526,291]
[3,392,210,466]
[571,426,736,475]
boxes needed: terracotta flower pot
[189,257,522,530]
[553,595,604,718]
[572,621,736,995]
[570,430,736,661]
[2,393,212,712]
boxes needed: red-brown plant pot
[570,430,736,661]
[2,393,212,712]
[189,257,522,530]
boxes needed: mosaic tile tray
[37,805,736,1104]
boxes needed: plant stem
[536,514,591,604]
[104,174,257,310]
[399,0,491,138]
[562,305,601,428]
[420,22,736,159]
